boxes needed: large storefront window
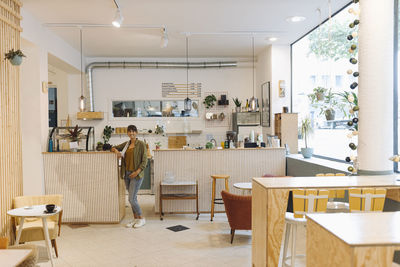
[292,3,358,161]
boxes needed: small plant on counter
[96,141,104,151]
[102,125,114,150]
[232,97,242,107]
[67,125,83,142]
[155,141,162,150]
[203,94,217,109]
[4,49,26,66]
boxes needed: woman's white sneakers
[134,218,146,228]
[125,218,145,228]
[125,219,136,228]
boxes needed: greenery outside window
[291,2,358,161]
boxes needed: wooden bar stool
[210,174,230,221]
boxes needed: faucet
[210,139,217,148]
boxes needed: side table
[160,181,199,220]
[7,205,62,267]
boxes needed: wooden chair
[221,190,251,244]
[283,189,329,267]
[349,188,386,212]
[13,195,63,257]
[315,173,348,211]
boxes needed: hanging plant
[203,94,217,109]
[4,49,26,66]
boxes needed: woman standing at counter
[111,125,148,228]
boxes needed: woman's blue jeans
[124,171,144,216]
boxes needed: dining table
[0,249,32,267]
[7,205,62,267]
[251,175,400,267]
[307,212,400,266]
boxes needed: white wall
[19,9,81,195]
[20,39,46,195]
[69,58,255,151]
[257,45,291,136]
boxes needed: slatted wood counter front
[307,212,400,267]
[252,175,400,267]
[43,152,125,223]
[154,148,286,213]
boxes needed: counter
[42,152,125,223]
[154,147,286,214]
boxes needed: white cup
[273,139,280,148]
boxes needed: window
[292,3,358,161]
[112,100,199,118]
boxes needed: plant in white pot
[300,118,313,158]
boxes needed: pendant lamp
[78,27,86,112]
[249,36,258,112]
[184,36,192,112]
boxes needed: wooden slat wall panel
[43,153,123,223]
[0,0,22,240]
[154,149,286,213]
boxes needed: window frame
[290,1,355,163]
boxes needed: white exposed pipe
[85,61,237,111]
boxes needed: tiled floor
[34,195,252,267]
[30,195,400,267]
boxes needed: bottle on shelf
[245,99,249,112]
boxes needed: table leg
[15,217,25,245]
[42,217,54,267]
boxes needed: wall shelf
[111,130,202,138]
[77,112,104,120]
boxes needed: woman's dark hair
[127,125,138,133]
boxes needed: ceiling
[21,0,350,58]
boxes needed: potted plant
[308,87,327,102]
[96,141,104,151]
[308,88,346,121]
[102,125,114,150]
[203,94,217,109]
[67,125,82,142]
[4,49,26,66]
[232,97,242,112]
[155,141,161,150]
[300,118,313,158]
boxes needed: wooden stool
[210,174,230,221]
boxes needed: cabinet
[232,112,260,133]
[274,113,298,154]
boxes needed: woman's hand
[111,147,122,159]
[129,170,139,179]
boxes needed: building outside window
[292,3,358,161]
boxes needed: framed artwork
[261,82,271,127]
[279,80,286,97]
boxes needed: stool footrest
[213,198,224,205]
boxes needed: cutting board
[168,136,187,149]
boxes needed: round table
[233,182,252,195]
[7,205,62,267]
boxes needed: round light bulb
[347,69,353,74]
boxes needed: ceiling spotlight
[160,28,168,48]
[112,9,123,28]
[268,37,278,42]
[286,16,306,23]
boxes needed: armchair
[221,190,251,243]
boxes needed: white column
[358,0,394,174]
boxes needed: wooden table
[0,249,32,267]
[307,212,400,267]
[7,205,62,267]
[251,175,400,267]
